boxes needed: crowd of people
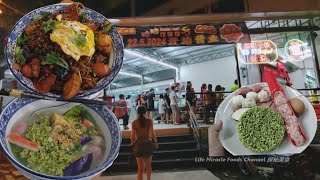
[186,80,239,124]
[112,79,240,129]
[135,86,180,125]
[112,80,239,180]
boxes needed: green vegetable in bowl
[42,52,69,70]
[237,106,285,153]
[15,47,26,65]
[17,35,28,46]
[42,19,62,33]
[64,105,94,122]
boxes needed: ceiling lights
[119,71,142,78]
[124,49,178,70]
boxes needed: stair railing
[186,101,201,149]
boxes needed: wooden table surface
[0,150,28,180]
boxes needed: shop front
[104,12,320,178]
[108,13,320,127]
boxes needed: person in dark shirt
[143,91,149,107]
[186,85,196,127]
[186,85,195,105]
[146,89,155,120]
[163,88,172,123]
[135,94,141,108]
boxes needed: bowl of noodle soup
[0,99,121,180]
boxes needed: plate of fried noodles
[5,3,123,100]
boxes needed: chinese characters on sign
[285,39,312,61]
[237,40,278,64]
[117,23,249,48]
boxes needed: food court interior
[1,0,320,179]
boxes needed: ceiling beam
[110,11,320,26]
[144,0,212,16]
[173,0,213,15]
[121,63,144,74]
[142,66,170,74]
[105,0,128,12]
[143,0,185,16]
[176,48,235,66]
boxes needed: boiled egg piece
[50,21,95,61]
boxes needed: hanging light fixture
[119,71,142,78]
[124,49,178,70]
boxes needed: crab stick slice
[7,133,39,152]
[83,120,93,128]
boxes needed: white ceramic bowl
[0,99,121,180]
[216,83,317,155]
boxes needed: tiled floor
[93,170,219,180]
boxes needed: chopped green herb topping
[15,48,26,65]
[70,34,87,48]
[42,19,62,34]
[42,52,69,70]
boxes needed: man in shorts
[164,88,172,123]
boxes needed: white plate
[215,83,317,155]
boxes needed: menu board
[117,23,250,48]
[237,40,278,64]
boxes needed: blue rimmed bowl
[0,98,121,180]
[5,3,123,99]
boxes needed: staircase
[104,133,202,175]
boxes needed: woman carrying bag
[131,106,158,180]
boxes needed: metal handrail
[186,101,201,148]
